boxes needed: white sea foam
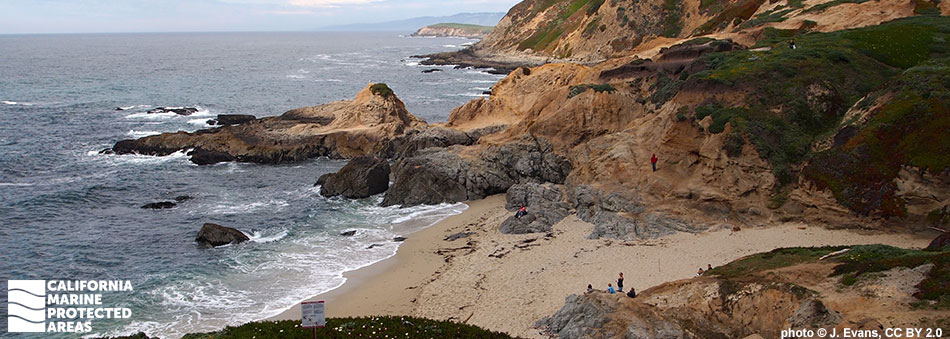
[187,118,212,126]
[96,149,191,165]
[443,44,458,48]
[209,199,289,214]
[0,182,34,187]
[285,74,306,79]
[126,130,162,138]
[1,100,16,105]
[248,229,289,243]
[313,78,343,82]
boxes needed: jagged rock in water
[141,201,176,209]
[147,107,199,115]
[188,147,235,165]
[319,157,390,199]
[195,223,249,248]
[499,183,570,234]
[340,230,357,236]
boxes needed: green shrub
[182,316,513,339]
[568,83,617,98]
[649,75,684,105]
[370,83,394,98]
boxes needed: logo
[6,280,133,333]
[8,280,46,332]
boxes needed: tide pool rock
[195,223,250,248]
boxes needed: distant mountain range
[318,12,506,32]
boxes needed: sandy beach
[272,194,934,338]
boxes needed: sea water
[0,32,501,338]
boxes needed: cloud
[288,0,384,8]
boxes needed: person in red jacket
[651,153,658,172]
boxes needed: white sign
[301,301,325,328]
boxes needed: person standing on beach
[617,272,624,292]
[651,153,658,172]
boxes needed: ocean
[0,32,501,338]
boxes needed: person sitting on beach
[607,283,616,294]
[626,287,637,298]
[515,206,527,219]
[696,268,705,276]
[587,284,593,293]
[707,264,712,271]
[617,272,624,292]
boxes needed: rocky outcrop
[108,83,424,165]
[499,183,571,234]
[318,157,391,199]
[208,114,256,126]
[381,135,572,207]
[195,223,249,247]
[571,185,707,240]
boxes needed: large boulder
[319,157,391,199]
[499,183,571,234]
[571,185,706,240]
[382,135,571,207]
[195,223,250,248]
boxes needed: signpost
[301,300,325,339]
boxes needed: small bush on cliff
[568,83,616,98]
[182,316,512,339]
[370,83,394,98]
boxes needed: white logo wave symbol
[7,280,46,332]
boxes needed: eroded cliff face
[460,0,943,62]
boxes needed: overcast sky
[0,0,521,34]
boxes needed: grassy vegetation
[688,17,950,190]
[662,0,684,37]
[740,7,796,28]
[568,83,617,98]
[370,83,394,98]
[803,56,950,217]
[915,0,942,15]
[426,23,495,33]
[804,0,870,13]
[181,317,513,339]
[649,75,684,105]
[707,245,950,308]
[518,0,604,51]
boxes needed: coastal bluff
[410,23,494,39]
